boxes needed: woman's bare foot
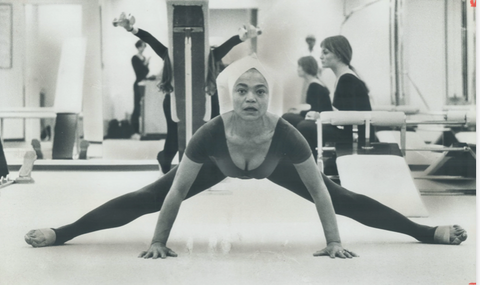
[434,225,467,245]
[25,228,56,247]
[238,24,261,41]
[112,12,135,30]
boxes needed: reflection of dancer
[25,56,466,260]
[114,13,259,173]
[131,40,151,136]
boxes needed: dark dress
[282,81,332,127]
[296,73,374,159]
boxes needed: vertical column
[184,30,193,143]
[168,2,208,158]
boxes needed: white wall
[253,0,391,111]
[403,0,447,112]
[0,0,103,142]
[25,4,82,108]
[0,2,26,139]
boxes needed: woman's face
[137,43,146,53]
[232,69,269,120]
[320,47,341,69]
[297,65,306,77]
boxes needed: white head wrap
[216,54,274,114]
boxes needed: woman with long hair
[296,35,375,159]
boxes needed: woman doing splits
[25,56,466,259]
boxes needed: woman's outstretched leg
[267,160,467,244]
[25,161,226,247]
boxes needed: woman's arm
[294,156,356,258]
[211,25,259,60]
[212,36,242,60]
[113,13,168,60]
[133,29,169,60]
[139,156,203,259]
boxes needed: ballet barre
[315,110,476,168]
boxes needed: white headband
[216,54,274,114]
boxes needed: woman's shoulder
[276,117,310,149]
[338,73,362,83]
[337,73,367,89]
[276,115,299,134]
[203,115,224,131]
[308,81,330,93]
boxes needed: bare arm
[139,156,203,259]
[294,156,357,258]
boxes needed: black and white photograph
[0,0,476,284]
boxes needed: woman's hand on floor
[138,242,178,259]
[313,242,358,259]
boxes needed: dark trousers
[131,84,145,134]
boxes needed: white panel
[337,155,429,217]
[53,37,87,113]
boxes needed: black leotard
[186,116,311,179]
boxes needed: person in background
[296,35,375,159]
[282,56,332,129]
[303,34,319,59]
[131,39,155,139]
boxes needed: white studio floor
[0,170,476,285]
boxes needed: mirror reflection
[0,0,475,167]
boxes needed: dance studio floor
[0,169,476,285]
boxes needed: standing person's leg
[266,160,466,244]
[157,94,178,173]
[25,160,226,247]
[131,84,143,134]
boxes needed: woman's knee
[282,113,302,127]
[322,174,357,200]
[137,170,177,204]
[296,120,316,136]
